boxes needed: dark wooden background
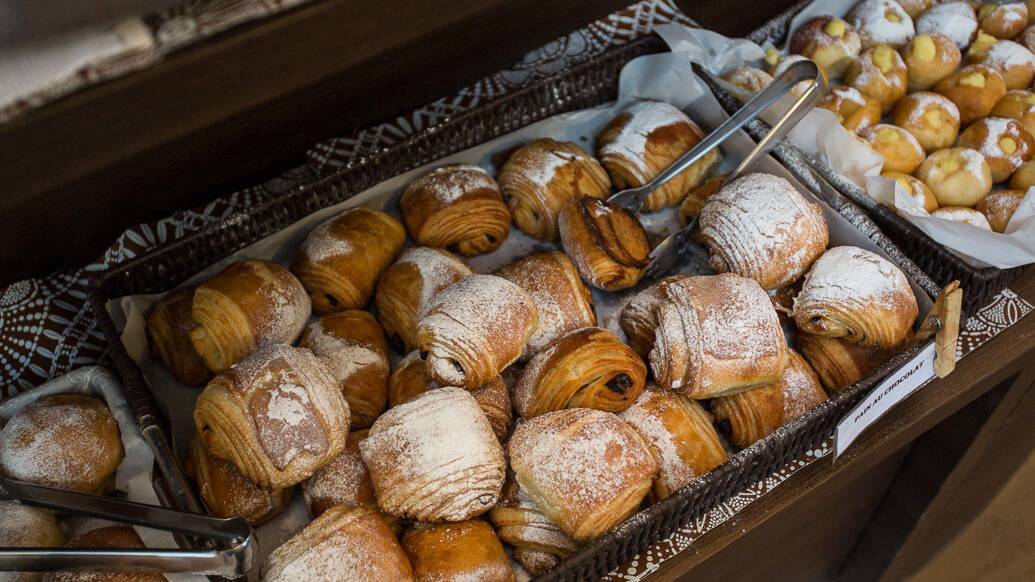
[0,0,797,285]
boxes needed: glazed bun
[916,147,994,206]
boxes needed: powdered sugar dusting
[303,319,386,383]
[932,206,993,229]
[916,3,977,49]
[301,215,354,264]
[795,246,910,311]
[780,354,827,421]
[599,101,692,176]
[619,390,701,495]
[410,165,499,206]
[396,246,472,310]
[984,40,1035,71]
[847,0,914,47]
[964,117,1029,173]
[902,92,960,128]
[0,502,59,547]
[266,384,310,427]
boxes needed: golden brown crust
[797,333,891,393]
[991,90,1035,138]
[934,64,1008,125]
[488,472,577,559]
[558,197,649,292]
[847,0,915,50]
[186,438,290,526]
[300,311,389,429]
[860,124,926,174]
[817,85,882,134]
[619,275,690,358]
[882,171,940,213]
[0,501,64,556]
[401,165,511,256]
[44,526,165,582]
[146,288,212,386]
[976,189,1027,232]
[190,259,311,373]
[978,2,1028,39]
[498,139,611,241]
[790,16,862,79]
[847,45,909,113]
[917,147,994,206]
[1011,159,1035,190]
[402,521,515,582]
[722,67,773,97]
[890,91,961,153]
[678,173,729,224]
[193,345,350,489]
[956,116,1035,182]
[292,207,406,314]
[901,33,962,92]
[898,0,930,19]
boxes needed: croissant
[711,351,828,448]
[558,196,649,291]
[498,138,612,241]
[678,173,728,224]
[388,351,513,441]
[489,473,578,567]
[793,246,918,348]
[292,207,406,314]
[649,274,788,399]
[359,387,505,522]
[495,251,596,359]
[699,173,829,290]
[185,437,291,526]
[401,165,510,256]
[260,505,414,582]
[619,387,727,500]
[44,526,167,582]
[512,327,646,418]
[194,344,350,489]
[597,100,720,211]
[508,408,657,542]
[798,333,891,393]
[190,259,311,373]
[299,311,389,429]
[375,246,471,352]
[513,549,559,577]
[401,521,515,582]
[619,275,689,357]
[146,288,212,386]
[415,274,538,389]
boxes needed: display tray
[744,0,1027,314]
[88,34,938,581]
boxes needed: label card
[834,342,937,459]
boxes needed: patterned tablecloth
[1,1,1032,579]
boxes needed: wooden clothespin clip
[915,281,963,378]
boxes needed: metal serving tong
[608,59,825,279]
[0,476,254,577]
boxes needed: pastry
[43,526,166,582]
[648,274,789,398]
[793,246,919,348]
[415,274,537,389]
[882,170,940,213]
[916,147,994,205]
[798,333,890,393]
[388,351,512,442]
[375,246,471,353]
[300,311,389,429]
[978,2,1028,39]
[990,89,1035,137]
[1021,25,1035,52]
[699,173,829,291]
[711,351,828,449]
[847,0,915,49]
[0,501,63,582]
[260,505,413,582]
[901,33,962,92]
[789,16,862,79]
[498,138,611,241]
[931,206,994,229]
[558,196,650,291]
[916,2,978,49]
[619,275,689,358]
[934,64,1007,124]
[898,0,931,19]
[146,288,211,386]
[292,207,406,314]
[966,30,999,62]
[846,45,909,113]
[512,550,557,577]
[190,259,310,373]
[773,54,828,97]
[194,344,350,489]
[0,395,122,495]
[976,40,1035,90]
[401,521,515,582]
[976,189,1027,232]
[512,327,647,418]
[495,251,596,359]
[861,124,927,174]
[508,408,658,542]
[1011,159,1035,189]
[185,437,291,526]
[618,388,727,499]
[816,85,882,134]
[722,67,773,96]
[678,173,729,224]
[360,387,505,521]
[956,116,1035,182]
[597,100,720,211]
[401,165,511,256]
[890,92,961,152]
[489,473,577,568]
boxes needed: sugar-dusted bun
[861,124,926,173]
[0,501,63,582]
[991,90,1035,137]
[1012,159,1035,189]
[898,0,931,19]
[489,472,576,574]
[798,334,891,393]
[699,173,828,290]
[44,526,167,582]
[901,33,962,92]
[360,387,505,522]
[499,138,611,241]
[793,246,919,348]
[934,64,1007,124]
[185,437,291,526]
[847,45,909,113]
[722,67,773,96]
[678,173,728,224]
[847,0,915,49]
[932,206,994,229]
[260,505,413,582]
[978,2,1028,39]
[146,288,212,386]
[891,92,961,152]
[401,521,514,582]
[916,2,978,49]
[0,395,123,495]
[976,189,1027,232]
[789,16,862,79]
[967,29,999,63]
[1021,25,1035,52]
[976,40,1035,90]
[956,117,1035,182]
[773,54,829,97]
[817,85,882,134]
[558,197,650,292]
[882,170,940,213]
[916,147,994,205]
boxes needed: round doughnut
[934,64,1008,124]
[847,44,909,112]
[817,85,882,134]
[883,170,940,213]
[847,0,915,49]
[977,40,1035,90]
[978,2,1028,40]
[916,147,994,206]
[861,124,927,173]
[956,116,1035,182]
[901,33,962,92]
[916,2,978,50]
[976,189,1027,232]
[891,92,961,152]
[790,16,862,79]
[990,90,1035,137]
[931,206,993,229]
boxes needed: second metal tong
[608,58,825,279]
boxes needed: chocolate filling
[605,373,633,394]
[388,334,406,354]
[325,293,339,308]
